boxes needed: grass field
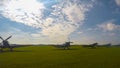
[0,46,120,68]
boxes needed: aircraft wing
[52,44,65,48]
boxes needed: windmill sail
[5,36,12,41]
[0,37,4,41]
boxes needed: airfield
[0,45,120,68]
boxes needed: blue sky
[0,0,120,45]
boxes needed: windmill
[0,36,13,51]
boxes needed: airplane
[53,38,73,49]
[0,36,31,52]
[82,43,98,48]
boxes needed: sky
[0,0,120,45]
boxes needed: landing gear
[10,47,13,52]
[0,47,13,52]
[0,47,3,52]
[64,46,70,50]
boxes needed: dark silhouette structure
[54,38,73,49]
[82,43,98,48]
[63,41,73,49]
[0,36,32,52]
[0,36,13,51]
[54,41,73,49]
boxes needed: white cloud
[0,0,45,28]
[0,0,95,43]
[77,32,83,34]
[98,20,120,32]
[115,0,120,6]
[62,4,85,23]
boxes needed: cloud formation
[115,0,120,6]
[98,20,120,32]
[0,0,95,43]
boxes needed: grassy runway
[0,46,120,68]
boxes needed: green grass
[0,46,120,68]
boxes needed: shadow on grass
[0,50,32,53]
[82,47,97,49]
[87,48,97,49]
[52,48,79,51]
